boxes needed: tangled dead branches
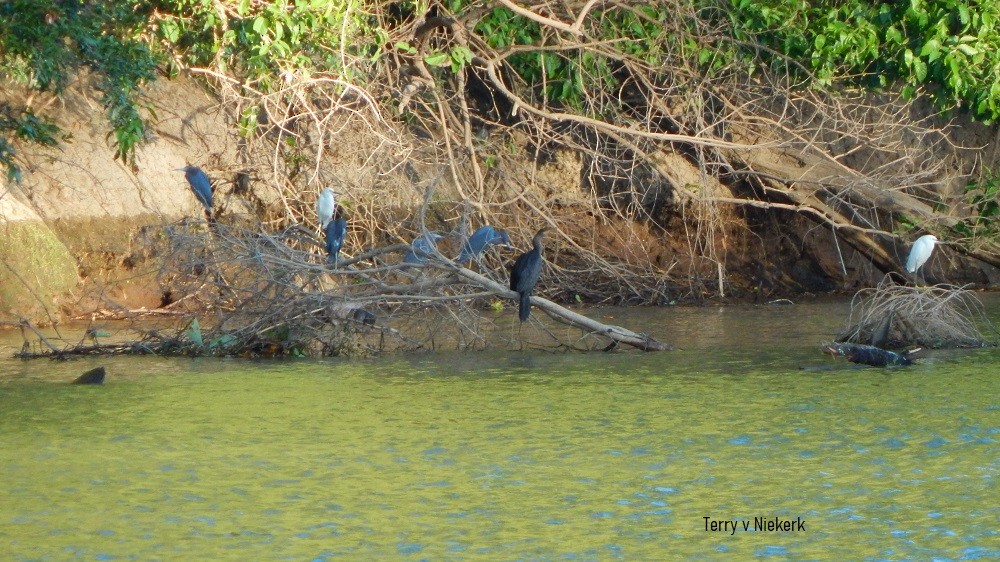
[836,276,996,350]
[181,0,999,305]
[15,218,663,359]
[150,220,531,356]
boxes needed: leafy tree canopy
[0,0,157,180]
[2,0,1000,182]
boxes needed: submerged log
[73,366,106,384]
[821,342,912,368]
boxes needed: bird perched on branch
[403,232,444,265]
[178,165,213,220]
[510,228,548,322]
[325,206,347,266]
[905,234,939,284]
[317,187,336,230]
[458,225,513,264]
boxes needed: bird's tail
[518,292,531,322]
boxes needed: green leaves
[5,0,998,184]
[421,46,473,74]
[470,4,671,109]
[958,167,1000,239]
[725,0,1000,123]
[153,0,377,94]
[186,318,203,347]
[423,52,449,67]
[905,48,929,82]
[0,0,158,177]
[449,46,474,72]
[395,41,417,55]
[920,38,941,62]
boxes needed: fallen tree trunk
[443,264,670,351]
[13,221,669,358]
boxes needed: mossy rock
[0,220,78,320]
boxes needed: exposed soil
[2,74,998,325]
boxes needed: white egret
[905,234,938,284]
[317,188,336,229]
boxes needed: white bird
[905,234,939,282]
[317,188,336,229]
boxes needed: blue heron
[457,225,512,264]
[403,232,444,265]
[509,228,547,321]
[179,165,213,219]
[325,206,347,265]
[317,187,336,229]
[905,234,939,284]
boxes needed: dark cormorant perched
[509,228,547,322]
[179,165,213,219]
[325,206,347,265]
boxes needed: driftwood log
[444,264,669,351]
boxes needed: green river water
[1,299,997,560]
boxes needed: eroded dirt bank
[1,75,997,325]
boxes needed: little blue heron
[179,165,213,219]
[905,234,938,284]
[325,206,347,266]
[458,225,512,264]
[317,187,336,229]
[403,232,445,265]
[509,228,547,322]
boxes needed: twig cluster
[40,218,660,358]
[147,220,521,356]
[184,0,997,304]
[836,276,996,350]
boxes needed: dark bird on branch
[458,225,512,264]
[178,165,213,220]
[325,206,347,266]
[509,228,547,322]
[403,232,444,265]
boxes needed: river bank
[2,73,998,327]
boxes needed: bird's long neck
[532,232,545,254]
